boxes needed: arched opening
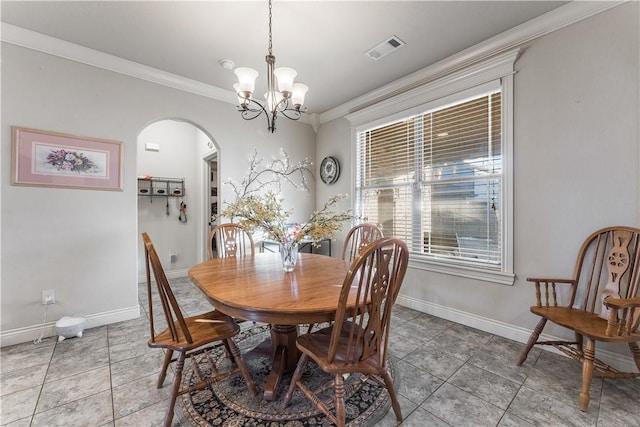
[136,119,218,281]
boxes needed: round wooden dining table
[188,252,352,400]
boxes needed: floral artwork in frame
[11,127,123,191]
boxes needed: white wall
[317,3,639,365]
[0,44,316,345]
[315,117,354,257]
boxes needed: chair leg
[575,332,584,356]
[579,338,596,412]
[517,318,547,366]
[158,349,174,388]
[282,353,308,408]
[381,369,403,421]
[629,342,640,370]
[334,373,346,427]
[222,340,234,362]
[164,351,185,427]
[225,338,257,396]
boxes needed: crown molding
[0,22,316,126]
[1,1,625,128]
[0,23,238,103]
[345,49,518,127]
[319,0,627,124]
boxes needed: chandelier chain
[268,0,273,56]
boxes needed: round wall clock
[320,156,340,184]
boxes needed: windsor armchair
[517,226,640,412]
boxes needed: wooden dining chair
[342,223,383,262]
[517,226,640,412]
[208,222,255,259]
[304,223,384,334]
[307,223,383,334]
[142,232,256,427]
[282,237,409,427]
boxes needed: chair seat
[149,310,240,351]
[297,323,382,375]
[530,306,640,343]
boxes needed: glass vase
[280,242,299,272]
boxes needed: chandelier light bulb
[291,83,308,109]
[233,83,250,106]
[234,67,259,97]
[273,67,297,96]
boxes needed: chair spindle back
[142,232,193,345]
[570,227,640,315]
[342,223,383,262]
[330,237,409,366]
[208,223,254,259]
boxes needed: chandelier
[232,0,308,133]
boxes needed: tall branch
[226,148,314,200]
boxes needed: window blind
[356,90,502,267]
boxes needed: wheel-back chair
[341,223,383,262]
[282,237,409,427]
[517,226,640,412]
[306,223,384,335]
[208,222,254,259]
[142,232,256,427]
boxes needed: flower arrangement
[214,149,353,248]
[45,149,98,174]
[217,191,352,247]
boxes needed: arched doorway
[136,119,218,281]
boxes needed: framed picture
[12,127,123,191]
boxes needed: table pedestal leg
[263,324,298,401]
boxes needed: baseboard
[137,268,189,283]
[395,294,637,373]
[0,305,141,347]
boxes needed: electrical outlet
[41,289,55,305]
[170,253,178,263]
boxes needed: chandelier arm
[237,99,269,121]
[279,108,303,121]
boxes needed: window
[348,51,516,284]
[356,89,501,265]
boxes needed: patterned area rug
[180,323,395,426]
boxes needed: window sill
[408,255,515,286]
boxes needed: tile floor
[1,277,639,426]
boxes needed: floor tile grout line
[28,338,56,426]
[107,322,116,426]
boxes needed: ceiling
[1,1,569,115]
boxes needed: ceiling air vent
[365,35,406,61]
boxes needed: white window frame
[346,49,518,286]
